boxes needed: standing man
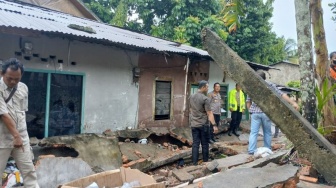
[208,82,222,143]
[247,70,299,155]
[190,80,218,165]
[0,58,40,188]
[228,84,245,137]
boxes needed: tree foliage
[221,0,245,33]
[83,0,286,62]
[224,0,285,65]
[329,2,336,22]
[82,0,119,23]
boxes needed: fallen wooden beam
[201,28,336,185]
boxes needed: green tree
[224,0,286,65]
[110,0,127,27]
[84,0,228,47]
[127,0,228,47]
[221,0,245,33]
[310,0,336,129]
[283,38,298,63]
[82,0,120,23]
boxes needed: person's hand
[292,103,299,111]
[213,126,218,134]
[229,108,233,112]
[242,109,245,113]
[13,136,24,152]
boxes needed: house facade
[268,61,300,86]
[0,0,211,138]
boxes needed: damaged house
[0,1,295,139]
[0,0,213,138]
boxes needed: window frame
[154,79,173,121]
[24,68,86,137]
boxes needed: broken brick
[283,177,299,188]
[163,142,169,147]
[293,158,312,166]
[123,160,137,168]
[182,146,189,150]
[158,169,169,177]
[189,170,204,179]
[272,144,283,150]
[299,166,310,176]
[154,175,166,182]
[122,155,129,164]
[172,170,194,182]
[134,150,142,157]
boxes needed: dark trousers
[210,114,221,140]
[230,107,242,133]
[192,125,209,165]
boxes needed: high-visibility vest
[229,89,245,112]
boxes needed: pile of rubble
[2,123,335,187]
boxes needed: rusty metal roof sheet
[0,0,209,57]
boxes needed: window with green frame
[21,70,84,138]
[219,84,228,118]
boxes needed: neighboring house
[0,0,211,138]
[268,61,300,86]
[17,0,100,21]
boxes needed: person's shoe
[233,132,240,137]
[228,132,232,136]
[211,138,217,142]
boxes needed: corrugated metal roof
[0,0,210,57]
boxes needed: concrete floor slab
[202,164,298,188]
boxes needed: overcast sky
[271,0,336,54]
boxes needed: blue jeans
[248,113,272,154]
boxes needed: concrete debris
[36,157,94,188]
[236,150,289,169]
[20,125,332,188]
[169,127,193,146]
[297,181,334,188]
[200,163,299,188]
[116,129,153,139]
[172,170,194,182]
[38,133,122,171]
[216,153,251,170]
[29,137,40,146]
[205,160,219,172]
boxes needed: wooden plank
[155,94,171,99]
[155,99,171,104]
[156,88,171,94]
[156,82,171,89]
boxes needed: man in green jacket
[228,84,245,136]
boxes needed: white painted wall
[0,33,139,133]
[208,61,236,118]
